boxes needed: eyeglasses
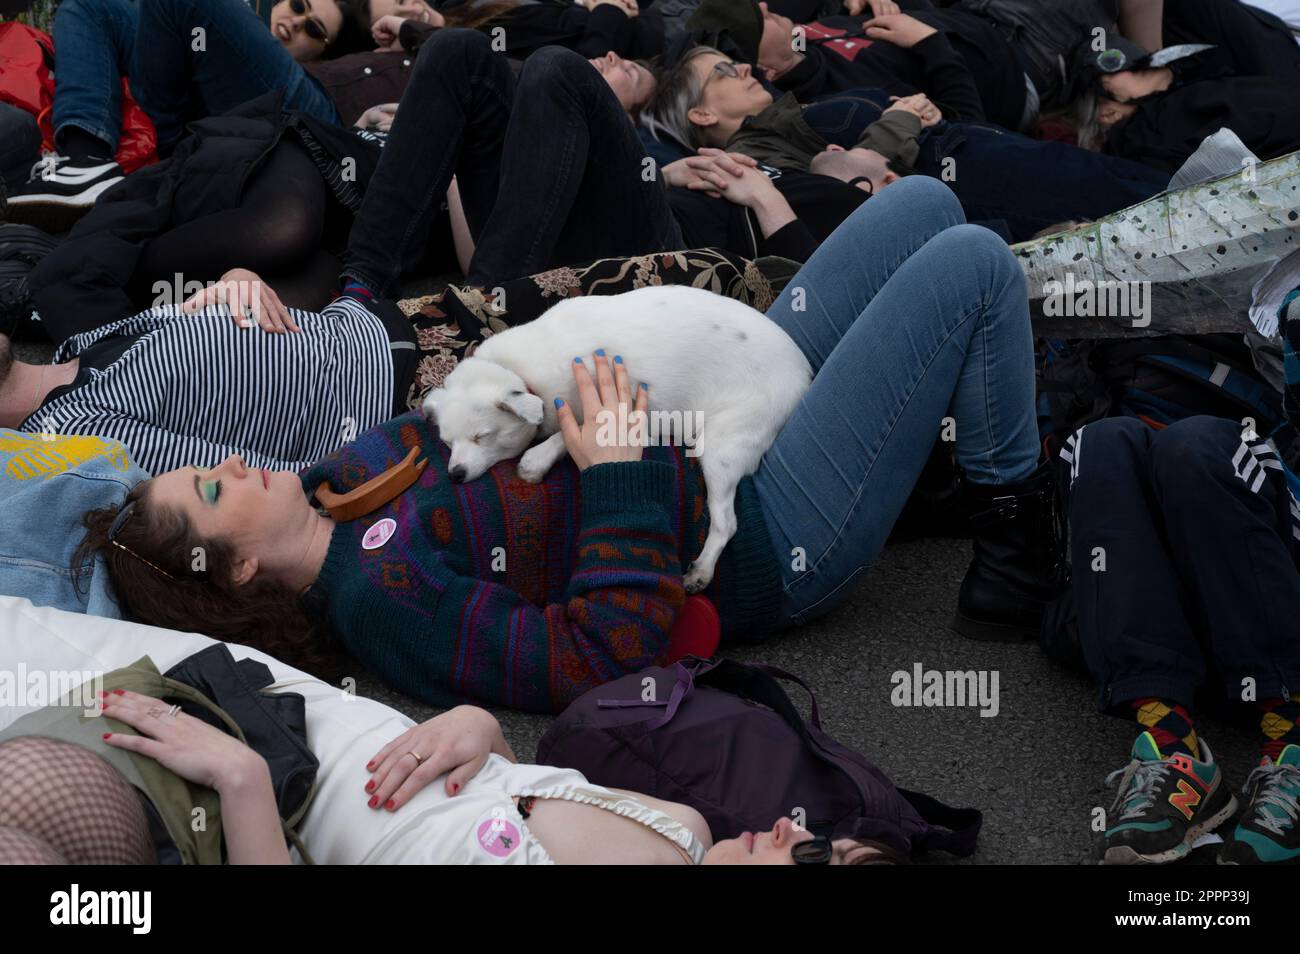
[288,0,331,44]
[791,835,833,865]
[701,59,742,93]
[107,500,177,582]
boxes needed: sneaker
[0,224,59,338]
[1100,732,1237,865]
[7,154,124,209]
[1219,744,1300,865]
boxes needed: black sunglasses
[791,834,833,865]
[288,0,331,44]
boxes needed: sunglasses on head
[107,500,177,582]
[287,0,331,44]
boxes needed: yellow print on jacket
[0,433,131,481]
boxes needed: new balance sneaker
[8,154,124,209]
[1100,732,1237,865]
[1219,744,1300,865]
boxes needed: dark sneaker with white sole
[1219,744,1300,865]
[1100,732,1237,865]
[8,154,124,209]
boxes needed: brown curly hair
[72,480,347,679]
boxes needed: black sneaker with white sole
[8,154,124,209]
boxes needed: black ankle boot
[951,460,1068,641]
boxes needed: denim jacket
[0,430,144,617]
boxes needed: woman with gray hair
[641,44,1168,242]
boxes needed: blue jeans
[753,176,1039,626]
[51,0,140,152]
[52,0,340,154]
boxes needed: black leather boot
[951,460,1068,641]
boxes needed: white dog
[423,284,811,592]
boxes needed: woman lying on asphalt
[0,697,894,865]
[74,177,1065,715]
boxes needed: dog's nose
[449,465,467,483]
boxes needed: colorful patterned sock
[1131,698,1198,758]
[341,279,375,303]
[1259,698,1300,762]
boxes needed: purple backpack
[536,657,981,859]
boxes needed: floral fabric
[395,249,776,410]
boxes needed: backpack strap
[896,788,983,857]
[694,659,824,736]
[596,661,697,730]
[740,663,824,728]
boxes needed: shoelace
[28,153,67,182]
[1105,758,1172,821]
[1243,762,1300,836]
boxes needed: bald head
[810,146,900,195]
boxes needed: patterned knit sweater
[299,412,782,713]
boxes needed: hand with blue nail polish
[556,351,651,471]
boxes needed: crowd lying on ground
[0,0,1298,866]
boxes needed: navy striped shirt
[23,298,398,476]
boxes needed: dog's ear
[496,389,544,426]
[422,388,446,423]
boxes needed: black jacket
[308,6,662,127]
[777,9,1024,128]
[482,1,664,59]
[1103,52,1300,173]
[30,93,381,345]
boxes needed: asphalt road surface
[19,339,1258,865]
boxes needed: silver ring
[167,704,180,717]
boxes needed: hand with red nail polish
[99,688,288,864]
[362,705,515,813]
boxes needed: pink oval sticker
[362,518,396,550]
[476,815,522,858]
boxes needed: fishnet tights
[0,736,157,865]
